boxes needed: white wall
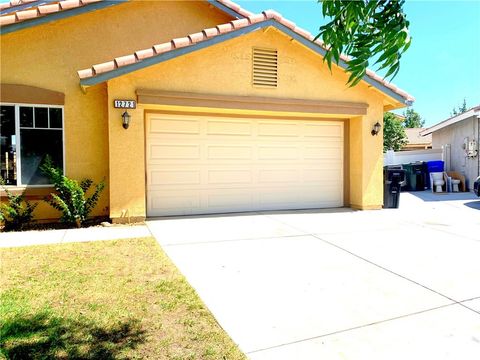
[384,149,443,166]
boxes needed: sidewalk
[0,224,151,248]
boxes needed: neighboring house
[392,113,406,122]
[421,106,480,190]
[0,0,414,222]
[402,128,432,151]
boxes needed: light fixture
[122,111,131,129]
[371,121,381,136]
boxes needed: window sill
[1,186,54,200]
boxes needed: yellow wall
[2,2,403,222]
[0,0,233,221]
[106,27,391,219]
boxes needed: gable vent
[252,47,278,88]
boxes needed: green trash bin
[402,163,413,191]
[410,162,427,191]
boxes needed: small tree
[40,157,105,228]
[451,98,468,116]
[383,112,408,152]
[0,179,37,231]
[403,108,424,128]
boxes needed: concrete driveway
[147,192,480,359]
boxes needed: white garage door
[146,113,343,217]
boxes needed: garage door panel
[258,122,300,137]
[304,168,342,182]
[305,146,343,160]
[258,186,340,206]
[150,117,200,134]
[207,120,252,136]
[305,123,343,137]
[258,169,299,183]
[150,193,201,215]
[150,144,200,160]
[146,114,344,216]
[258,146,300,160]
[207,145,253,159]
[207,170,253,184]
[149,170,201,186]
[307,191,343,203]
[207,191,255,208]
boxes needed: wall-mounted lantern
[371,122,381,136]
[122,111,131,129]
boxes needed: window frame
[1,102,65,188]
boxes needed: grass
[0,237,246,359]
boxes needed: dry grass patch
[0,237,245,359]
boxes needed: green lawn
[0,237,246,359]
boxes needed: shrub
[40,156,105,228]
[0,179,37,231]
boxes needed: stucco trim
[136,89,369,116]
[0,187,53,201]
[0,84,65,105]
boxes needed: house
[0,0,414,222]
[392,113,406,122]
[402,128,432,151]
[421,106,480,190]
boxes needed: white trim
[1,102,64,109]
[14,105,21,187]
[421,106,480,136]
[0,102,65,187]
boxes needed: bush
[40,157,105,228]
[0,180,37,231]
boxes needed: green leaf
[316,0,410,87]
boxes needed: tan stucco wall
[106,27,388,219]
[0,0,233,220]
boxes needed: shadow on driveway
[407,190,478,202]
[464,201,480,210]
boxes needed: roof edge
[420,105,480,136]
[1,0,127,35]
[78,15,413,105]
[207,0,252,19]
[0,0,252,34]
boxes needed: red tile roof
[216,0,252,17]
[0,0,104,26]
[0,0,36,12]
[77,9,414,103]
[0,0,253,28]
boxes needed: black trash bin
[402,163,413,191]
[383,165,406,208]
[409,161,427,191]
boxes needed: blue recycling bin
[426,160,444,189]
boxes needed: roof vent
[252,47,278,88]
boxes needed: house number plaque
[114,100,136,109]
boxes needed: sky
[2,0,479,126]
[236,0,480,126]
